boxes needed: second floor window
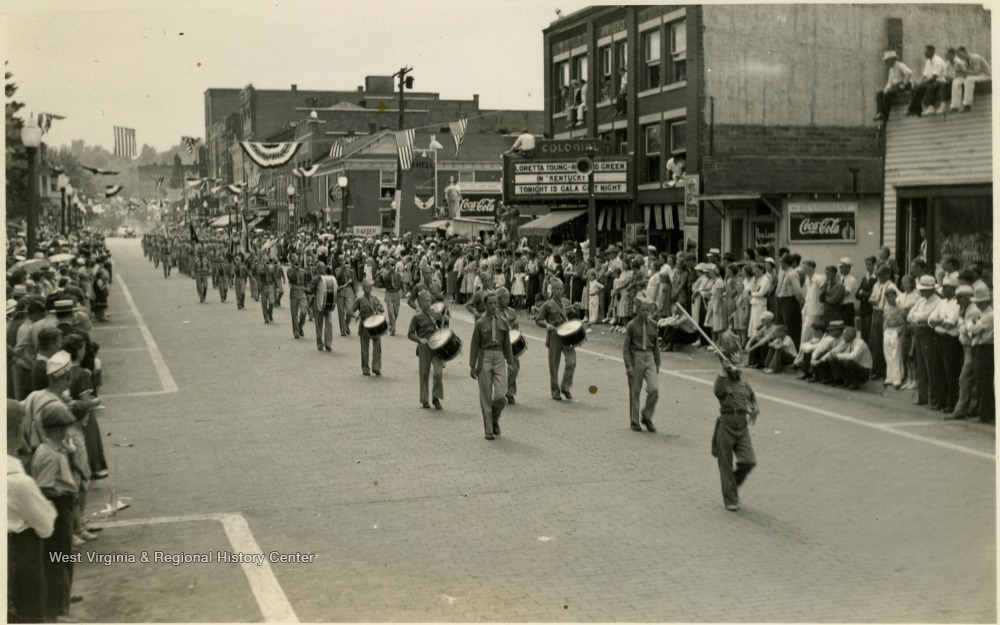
[458,171,475,182]
[600,46,612,101]
[642,29,661,91]
[643,124,661,183]
[380,170,396,198]
[555,61,570,113]
[670,120,686,154]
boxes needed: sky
[2,0,594,153]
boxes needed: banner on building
[787,202,857,243]
[683,174,700,223]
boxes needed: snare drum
[509,330,527,357]
[556,320,587,347]
[363,314,389,338]
[428,328,463,361]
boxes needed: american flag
[114,126,137,158]
[248,172,261,189]
[394,129,415,171]
[182,136,200,154]
[328,135,361,159]
[38,113,65,134]
[449,118,468,155]
[151,175,165,188]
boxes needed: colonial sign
[534,139,608,157]
[504,157,629,202]
[788,202,857,243]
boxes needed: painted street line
[94,513,299,623]
[115,272,178,393]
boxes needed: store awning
[419,220,449,233]
[519,209,587,237]
[698,194,761,202]
[248,213,272,230]
[209,214,233,228]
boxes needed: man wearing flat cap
[29,399,78,622]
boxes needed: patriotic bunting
[449,118,468,155]
[238,141,301,169]
[393,130,415,171]
[185,177,208,189]
[114,126,137,158]
[210,185,223,195]
[105,185,123,197]
[38,113,65,134]
[293,165,319,178]
[82,165,120,176]
[414,196,435,210]
[182,136,200,154]
[227,183,247,195]
[248,172,261,188]
[151,175,165,188]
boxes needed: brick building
[543,4,990,269]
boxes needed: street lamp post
[286,183,296,233]
[65,184,75,236]
[338,176,349,235]
[57,174,69,235]
[20,117,42,256]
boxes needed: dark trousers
[360,326,382,374]
[840,303,856,327]
[938,334,963,411]
[913,327,938,405]
[908,82,943,114]
[875,84,909,119]
[831,359,871,388]
[9,530,46,623]
[43,495,75,621]
[712,415,756,507]
[260,284,275,322]
[336,288,354,334]
[869,311,885,378]
[930,333,950,408]
[748,344,769,368]
[195,275,208,301]
[972,344,994,423]
[775,296,802,349]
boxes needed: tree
[5,62,29,220]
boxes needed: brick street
[74,240,995,623]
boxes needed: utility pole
[394,66,413,236]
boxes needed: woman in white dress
[748,263,771,337]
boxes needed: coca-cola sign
[458,194,498,217]
[788,202,857,243]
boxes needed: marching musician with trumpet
[469,291,514,440]
[535,277,578,401]
[408,290,448,410]
[350,279,384,376]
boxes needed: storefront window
[935,196,992,268]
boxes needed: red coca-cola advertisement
[787,202,857,243]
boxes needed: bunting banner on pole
[238,141,301,169]
[151,175,165,188]
[114,126,137,158]
[185,177,208,189]
[227,183,246,195]
[104,185,123,197]
[248,172,261,189]
[182,136,200,154]
[393,129,415,171]
[82,165,119,176]
[449,118,468,155]
[293,165,319,178]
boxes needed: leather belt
[720,410,747,416]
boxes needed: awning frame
[518,209,588,237]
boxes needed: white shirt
[659,263,674,282]
[885,61,914,91]
[870,280,901,311]
[803,273,826,316]
[841,273,859,304]
[8,455,56,537]
[929,297,960,337]
[922,54,948,83]
[510,133,536,152]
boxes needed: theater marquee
[503,157,629,202]
[787,202,857,243]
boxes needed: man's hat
[838,256,853,266]
[708,248,721,256]
[942,275,959,288]
[761,311,775,321]
[883,50,898,61]
[6,299,19,315]
[764,257,776,265]
[40,402,74,428]
[827,320,846,330]
[46,350,73,377]
[12,284,28,299]
[955,285,974,297]
[971,286,992,303]
[917,275,937,290]
[52,299,77,315]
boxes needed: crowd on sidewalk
[7,228,114,623]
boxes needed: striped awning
[597,206,627,231]
[642,204,679,230]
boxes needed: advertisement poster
[787,202,857,243]
[683,174,700,223]
[753,221,777,252]
[625,223,648,248]
[683,224,699,257]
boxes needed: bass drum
[556,320,587,348]
[363,314,389,338]
[428,328,463,362]
[509,330,527,357]
[315,275,337,312]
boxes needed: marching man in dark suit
[469,291,514,440]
